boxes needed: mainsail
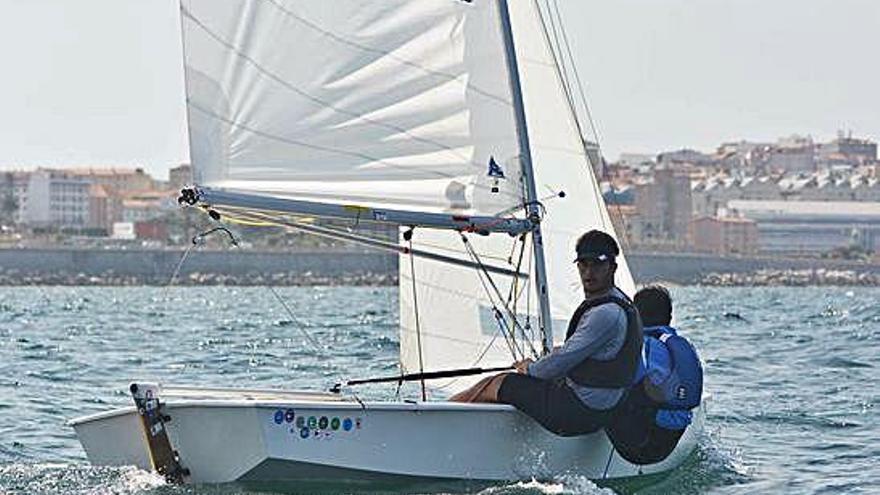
[182,0,524,218]
[181,0,634,396]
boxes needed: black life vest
[564,293,643,389]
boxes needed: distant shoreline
[1,247,878,287]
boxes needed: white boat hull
[70,386,703,487]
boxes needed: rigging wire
[406,230,428,402]
[456,237,519,360]
[175,224,327,358]
[539,0,578,119]
[459,234,539,360]
[549,0,603,145]
[508,234,538,344]
[534,0,587,145]
[538,0,624,239]
[265,285,324,356]
[501,234,529,345]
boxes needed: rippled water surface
[0,286,877,494]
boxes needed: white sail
[182,0,524,217]
[398,0,635,395]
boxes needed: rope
[602,443,615,479]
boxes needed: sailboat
[70,0,703,487]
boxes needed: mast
[497,0,554,355]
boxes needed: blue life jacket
[636,325,703,429]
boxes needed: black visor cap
[574,252,614,263]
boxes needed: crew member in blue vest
[605,285,703,464]
[451,230,642,437]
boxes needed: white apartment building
[21,169,91,227]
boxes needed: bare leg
[449,376,495,402]
[449,373,511,403]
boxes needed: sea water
[0,286,877,494]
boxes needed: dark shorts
[497,373,615,437]
[605,386,686,465]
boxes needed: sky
[0,0,878,180]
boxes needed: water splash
[475,476,613,495]
[0,463,164,495]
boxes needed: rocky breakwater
[0,268,397,286]
[0,247,397,286]
[700,268,880,286]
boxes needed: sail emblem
[488,156,506,193]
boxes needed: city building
[607,204,638,248]
[690,216,759,255]
[6,171,32,225]
[657,149,716,168]
[601,182,635,205]
[21,169,91,227]
[120,191,175,223]
[66,167,155,195]
[583,141,605,179]
[87,184,119,232]
[617,153,656,167]
[632,168,693,248]
[728,200,880,256]
[169,164,193,191]
[818,132,878,165]
[1,172,29,226]
[762,147,815,173]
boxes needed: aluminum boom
[189,187,535,235]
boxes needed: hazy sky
[1,0,878,179]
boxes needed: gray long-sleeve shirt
[527,287,629,410]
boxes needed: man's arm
[526,304,626,380]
